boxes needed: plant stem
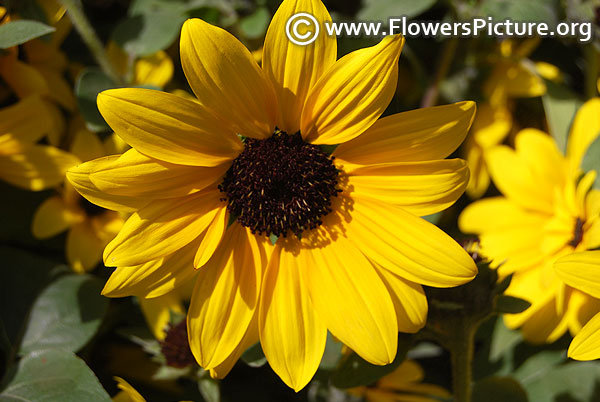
[58,0,122,84]
[421,37,458,108]
[449,320,475,402]
[584,44,598,100]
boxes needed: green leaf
[479,0,558,23]
[75,68,120,132]
[542,81,582,154]
[198,376,220,402]
[19,275,108,355]
[472,377,528,402]
[581,135,600,189]
[513,349,565,384]
[330,334,412,388]
[112,11,186,57]
[0,20,55,49]
[358,0,437,20]
[519,360,600,402]
[0,349,111,401]
[495,295,531,314]
[241,342,267,368]
[239,7,270,39]
[0,246,61,355]
[319,332,343,371]
[489,318,522,362]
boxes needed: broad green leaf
[198,376,220,402]
[472,377,528,402]
[542,81,582,154]
[0,246,61,355]
[19,275,108,355]
[358,0,437,20]
[0,349,111,402]
[330,334,412,388]
[75,68,119,132]
[0,20,54,49]
[489,318,522,362]
[112,11,186,57]
[581,135,600,189]
[495,295,531,314]
[239,7,270,39]
[241,342,267,368]
[319,332,343,371]
[479,0,558,23]
[519,361,600,402]
[513,349,565,384]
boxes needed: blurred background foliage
[0,0,599,401]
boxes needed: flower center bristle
[568,217,585,248]
[219,129,341,238]
[160,320,195,368]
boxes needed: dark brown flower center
[160,320,195,368]
[218,129,341,238]
[568,217,585,248]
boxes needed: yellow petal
[104,189,223,267]
[303,235,397,365]
[194,205,228,268]
[35,66,76,112]
[569,312,600,360]
[67,221,104,273]
[90,148,227,199]
[32,195,83,239]
[0,145,79,191]
[333,101,475,167]
[97,88,242,167]
[301,35,404,145]
[138,292,184,341]
[346,159,469,216]
[180,19,277,139]
[501,61,546,98]
[259,242,327,391]
[555,251,600,299]
[0,58,49,99]
[67,157,149,212]
[0,95,52,154]
[188,225,268,369]
[464,140,490,199]
[43,99,66,147]
[471,103,512,149]
[515,128,568,190]
[376,269,427,333]
[209,316,259,379]
[70,129,105,162]
[133,50,174,88]
[459,196,546,233]
[567,97,600,174]
[347,196,477,287]
[102,239,200,298]
[262,0,336,133]
[113,377,147,402]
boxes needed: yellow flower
[32,129,124,273]
[460,98,600,343]
[0,95,78,190]
[68,0,477,391]
[350,359,450,402]
[111,376,192,402]
[555,251,600,360]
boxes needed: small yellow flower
[69,0,477,390]
[351,359,450,402]
[106,41,174,89]
[460,98,600,343]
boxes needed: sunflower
[68,0,477,390]
[555,251,600,360]
[106,41,174,89]
[32,129,127,273]
[459,98,600,343]
[350,359,450,402]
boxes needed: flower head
[69,0,477,390]
[460,98,600,343]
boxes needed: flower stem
[584,44,598,100]
[421,37,458,108]
[449,321,475,402]
[58,0,122,84]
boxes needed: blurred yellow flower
[460,98,600,343]
[32,129,125,273]
[0,95,78,190]
[68,0,477,391]
[351,359,450,402]
[106,41,174,89]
